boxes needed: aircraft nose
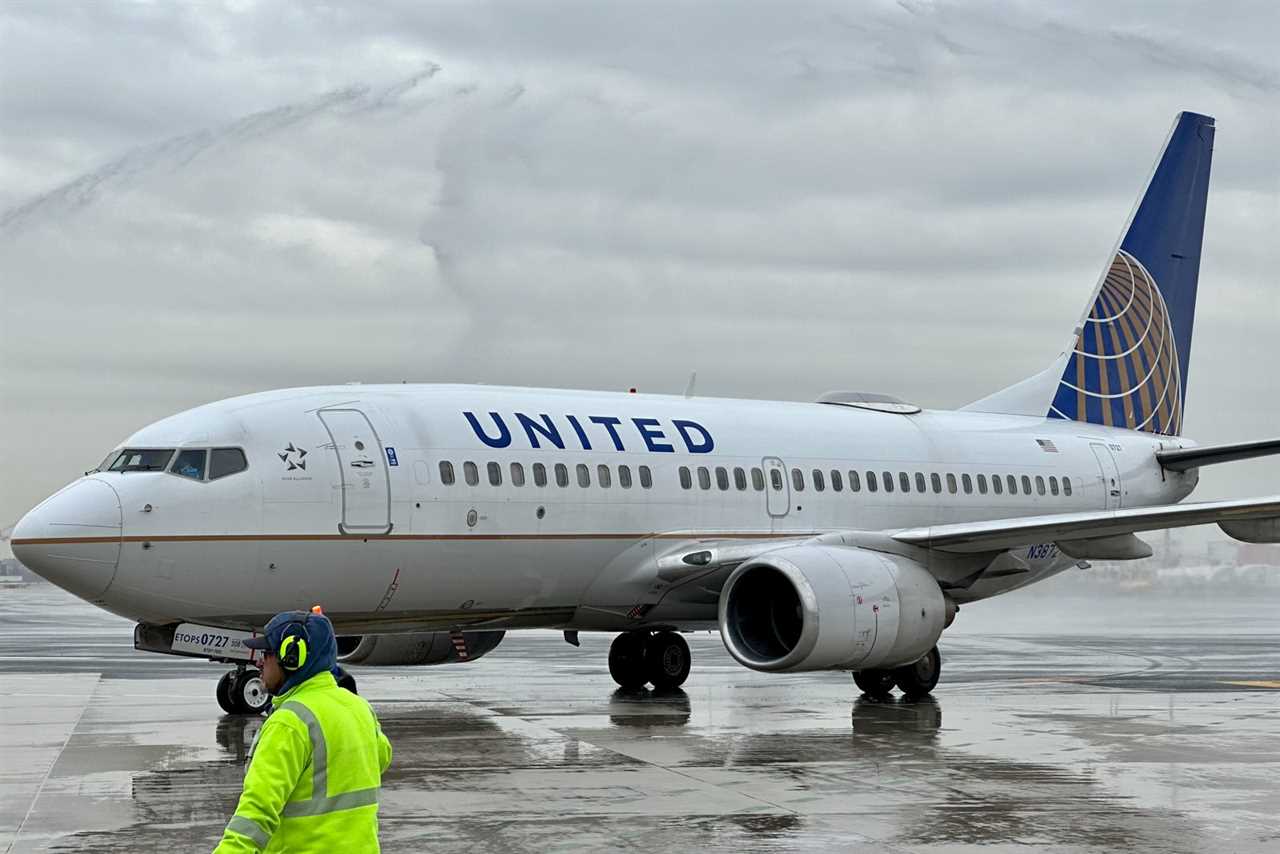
[11,477,123,600]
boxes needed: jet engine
[718,545,950,673]
[336,630,505,666]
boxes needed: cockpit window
[209,448,248,480]
[171,449,207,480]
[107,448,175,472]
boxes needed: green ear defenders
[277,621,311,672]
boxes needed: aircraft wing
[1157,437,1280,471]
[891,495,1280,554]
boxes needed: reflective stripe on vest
[226,815,270,848]
[278,700,381,818]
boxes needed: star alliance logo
[278,443,308,471]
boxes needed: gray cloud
[2,0,1278,527]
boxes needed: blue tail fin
[1047,111,1215,436]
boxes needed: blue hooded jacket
[256,610,339,694]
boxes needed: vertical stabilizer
[1046,111,1215,436]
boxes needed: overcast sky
[2,0,1278,531]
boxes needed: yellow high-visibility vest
[214,671,393,853]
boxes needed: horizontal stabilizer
[1157,437,1280,471]
[892,494,1280,554]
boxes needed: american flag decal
[1036,439,1059,453]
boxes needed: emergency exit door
[318,409,392,534]
[763,457,789,517]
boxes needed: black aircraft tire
[216,671,237,714]
[893,646,942,699]
[231,669,272,715]
[645,631,692,690]
[853,669,897,698]
[608,632,649,690]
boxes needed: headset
[276,616,312,672]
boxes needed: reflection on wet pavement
[2,585,1278,853]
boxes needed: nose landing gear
[216,666,271,715]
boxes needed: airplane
[13,111,1280,715]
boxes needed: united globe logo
[1049,249,1183,435]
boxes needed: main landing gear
[608,630,692,690]
[216,665,271,715]
[853,646,942,699]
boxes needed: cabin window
[915,472,927,493]
[1049,476,1059,496]
[1007,475,1018,494]
[1022,475,1032,495]
[866,471,878,493]
[770,468,784,491]
[831,470,843,492]
[962,473,972,494]
[554,463,569,487]
[698,466,712,490]
[598,464,612,488]
[464,461,479,486]
[946,473,958,494]
[899,472,911,493]
[792,468,805,491]
[716,466,730,491]
[849,470,861,492]
[439,461,456,485]
[487,461,502,486]
[679,466,692,489]
[618,465,633,489]
[107,448,175,473]
[751,468,765,491]
[812,469,825,492]
[991,474,1002,495]
[576,463,591,488]
[734,467,748,491]
[171,449,207,480]
[533,462,547,487]
[209,448,248,480]
[1035,475,1046,496]
[976,474,987,494]
[882,471,894,493]
[1062,477,1072,496]
[510,462,525,487]
[931,473,942,494]
[639,465,653,489]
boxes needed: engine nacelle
[336,631,505,666]
[718,545,947,673]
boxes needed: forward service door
[318,409,393,534]
[1090,443,1123,510]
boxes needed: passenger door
[1090,443,1122,510]
[763,457,790,517]
[318,409,393,534]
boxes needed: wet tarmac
[2,582,1279,853]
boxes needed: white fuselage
[14,384,1199,634]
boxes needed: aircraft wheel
[646,631,691,690]
[608,632,649,689]
[216,671,237,714]
[231,668,271,715]
[893,646,941,699]
[853,669,897,698]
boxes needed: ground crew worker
[214,608,392,853]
